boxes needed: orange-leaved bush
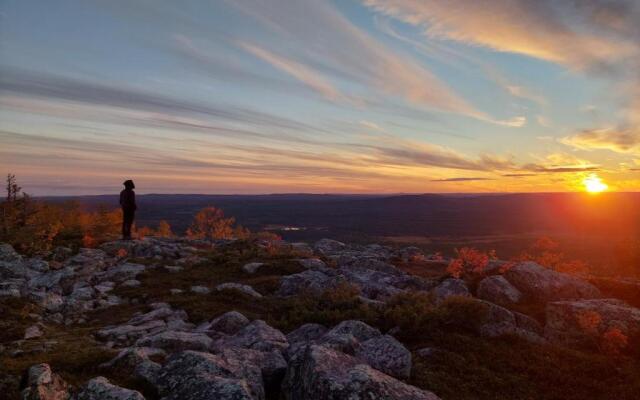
[446,247,495,279]
[186,206,250,240]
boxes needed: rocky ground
[1,237,640,399]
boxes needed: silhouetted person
[120,180,136,240]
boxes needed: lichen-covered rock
[479,301,544,342]
[21,363,69,400]
[218,320,288,353]
[477,275,522,306]
[504,262,600,302]
[545,298,640,347]
[242,262,264,274]
[207,311,250,335]
[190,285,210,294]
[215,283,262,298]
[314,239,346,256]
[95,263,145,283]
[296,258,326,270]
[74,377,144,400]
[281,345,440,400]
[286,323,328,344]
[136,331,213,352]
[155,351,260,400]
[355,335,411,379]
[276,269,342,296]
[432,279,471,305]
[324,320,381,342]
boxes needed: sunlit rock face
[545,298,640,347]
[504,262,601,302]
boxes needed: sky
[1,0,639,195]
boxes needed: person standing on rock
[120,180,137,240]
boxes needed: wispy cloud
[237,41,351,104]
[431,177,493,182]
[561,127,640,154]
[227,0,480,117]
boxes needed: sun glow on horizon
[583,174,608,193]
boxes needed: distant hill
[42,192,640,241]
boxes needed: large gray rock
[479,301,544,343]
[242,262,265,274]
[318,320,382,355]
[477,275,522,306]
[207,311,250,335]
[0,243,21,262]
[504,262,600,302]
[545,298,640,347]
[155,351,260,400]
[21,363,69,400]
[136,331,213,352]
[276,270,342,296]
[281,345,440,400]
[74,377,144,400]
[286,323,328,344]
[432,279,471,305]
[314,239,346,256]
[95,263,145,283]
[215,283,263,299]
[218,320,288,353]
[355,335,411,379]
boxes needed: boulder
[207,311,250,335]
[314,239,346,256]
[96,263,145,283]
[21,363,69,400]
[215,283,262,299]
[74,377,144,400]
[276,270,342,296]
[355,335,411,379]
[218,320,288,353]
[136,331,213,352]
[479,301,544,343]
[190,286,210,294]
[281,345,440,400]
[286,323,328,344]
[242,262,264,274]
[544,298,640,347]
[100,347,166,374]
[296,258,327,270]
[24,324,44,340]
[504,262,600,302]
[477,275,522,306]
[155,351,260,400]
[0,243,22,262]
[432,279,471,305]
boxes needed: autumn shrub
[186,206,250,240]
[446,247,495,280]
[516,236,589,275]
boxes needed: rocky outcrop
[281,345,440,400]
[504,262,600,302]
[215,283,263,298]
[477,275,522,306]
[544,298,640,347]
[432,279,470,305]
[354,335,411,379]
[155,350,261,400]
[21,364,69,400]
[74,377,144,400]
[479,301,544,342]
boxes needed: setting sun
[583,174,608,193]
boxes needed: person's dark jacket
[119,189,137,212]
